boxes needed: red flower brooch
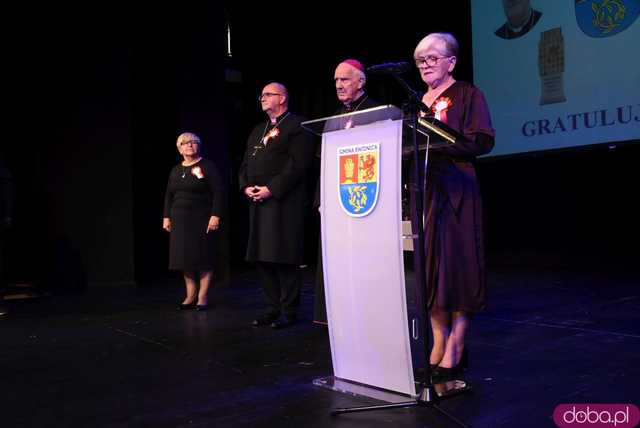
[262,127,280,145]
[191,166,205,179]
[432,96,453,123]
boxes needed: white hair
[414,32,459,58]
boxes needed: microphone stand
[331,72,471,428]
[391,74,432,397]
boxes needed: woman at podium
[413,33,495,382]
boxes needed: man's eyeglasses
[179,141,199,146]
[258,92,283,101]
[414,56,452,67]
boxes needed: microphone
[367,61,411,74]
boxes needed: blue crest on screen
[575,0,640,37]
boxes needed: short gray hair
[414,32,459,58]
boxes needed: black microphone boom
[366,61,411,74]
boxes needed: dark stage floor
[1,265,638,428]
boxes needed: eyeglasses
[414,56,452,67]
[258,92,283,101]
[179,141,199,146]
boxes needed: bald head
[260,82,289,118]
[263,82,288,102]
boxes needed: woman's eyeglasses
[414,56,452,67]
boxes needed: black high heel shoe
[431,349,469,383]
[431,366,457,383]
[416,360,440,381]
[415,364,440,381]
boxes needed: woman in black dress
[413,33,495,381]
[163,132,224,310]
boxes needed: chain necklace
[252,112,290,156]
[343,94,368,114]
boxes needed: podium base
[314,375,471,427]
[313,376,415,404]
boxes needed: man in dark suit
[0,154,14,317]
[239,82,315,329]
[495,0,542,40]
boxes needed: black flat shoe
[178,302,197,310]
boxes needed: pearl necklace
[181,158,202,178]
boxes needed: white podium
[303,106,418,402]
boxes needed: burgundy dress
[422,81,495,313]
